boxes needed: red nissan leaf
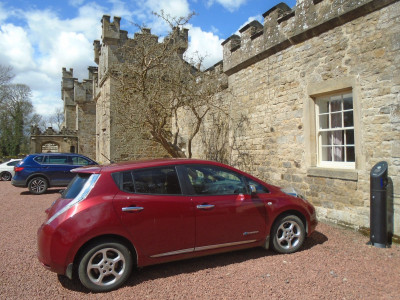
[37,159,317,292]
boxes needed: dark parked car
[12,153,97,194]
[37,158,317,292]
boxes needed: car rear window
[62,173,92,199]
[7,161,20,166]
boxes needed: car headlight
[281,187,307,202]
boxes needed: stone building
[189,0,400,236]
[30,67,96,159]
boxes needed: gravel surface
[1,181,399,299]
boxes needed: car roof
[31,153,88,156]
[72,158,236,174]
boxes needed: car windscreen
[62,173,92,199]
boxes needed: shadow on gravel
[58,230,327,293]
[19,189,62,196]
[302,230,328,251]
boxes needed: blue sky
[0,0,296,116]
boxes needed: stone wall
[189,0,400,235]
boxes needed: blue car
[12,153,97,194]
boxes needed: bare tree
[0,65,13,86]
[113,11,227,158]
[47,107,64,131]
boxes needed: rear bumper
[11,179,26,187]
[37,223,67,275]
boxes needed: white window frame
[315,91,355,169]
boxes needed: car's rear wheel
[271,215,305,254]
[28,177,48,194]
[0,171,12,181]
[78,239,133,292]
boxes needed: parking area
[0,181,399,299]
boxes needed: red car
[37,159,317,292]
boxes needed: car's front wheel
[271,215,305,254]
[0,171,12,181]
[28,177,48,194]
[78,239,133,292]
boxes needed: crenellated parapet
[74,67,97,104]
[61,68,76,107]
[93,15,190,86]
[61,67,97,105]
[101,15,128,45]
[205,61,228,90]
[222,0,398,75]
[30,125,77,137]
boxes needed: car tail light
[14,166,24,172]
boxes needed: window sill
[307,167,358,181]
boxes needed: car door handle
[122,206,144,212]
[196,204,215,210]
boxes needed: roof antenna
[101,153,114,164]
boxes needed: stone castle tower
[30,67,96,158]
[93,15,189,163]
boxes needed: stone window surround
[304,76,363,181]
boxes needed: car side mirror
[249,184,257,194]
[59,189,66,195]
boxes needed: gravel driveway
[1,181,399,299]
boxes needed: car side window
[7,161,20,166]
[72,156,90,165]
[185,165,246,195]
[47,156,68,164]
[33,156,45,163]
[119,167,182,195]
[246,178,270,193]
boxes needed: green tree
[0,66,34,156]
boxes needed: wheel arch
[72,234,138,272]
[27,173,51,186]
[270,210,308,236]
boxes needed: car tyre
[78,239,133,293]
[28,177,48,194]
[271,215,305,254]
[1,171,12,181]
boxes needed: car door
[112,166,196,258]
[182,164,267,250]
[42,155,72,185]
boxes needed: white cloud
[13,71,56,91]
[145,0,190,18]
[185,25,224,69]
[31,90,63,116]
[38,31,93,79]
[208,0,248,12]
[0,24,36,71]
